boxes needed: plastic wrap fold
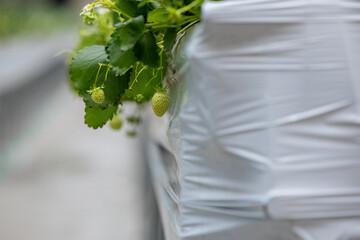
[146,1,360,239]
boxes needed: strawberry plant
[69,0,205,130]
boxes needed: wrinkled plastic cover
[146,1,360,239]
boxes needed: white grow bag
[145,1,360,239]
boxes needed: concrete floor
[0,77,146,240]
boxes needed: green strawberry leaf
[147,8,169,23]
[137,1,148,8]
[133,31,160,67]
[105,15,144,71]
[106,39,138,72]
[113,15,145,51]
[84,104,118,129]
[112,65,132,77]
[116,0,139,19]
[163,28,177,51]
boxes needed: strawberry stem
[94,63,103,88]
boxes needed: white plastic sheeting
[146,0,360,239]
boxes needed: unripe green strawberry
[152,91,170,117]
[91,88,105,104]
[109,115,122,130]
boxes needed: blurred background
[0,0,152,239]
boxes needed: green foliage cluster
[69,0,203,129]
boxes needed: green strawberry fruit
[91,88,105,104]
[109,116,122,130]
[152,91,170,117]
